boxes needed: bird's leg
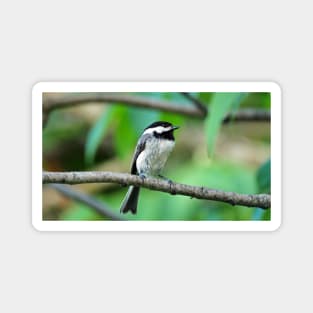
[139,172,147,183]
[158,174,176,195]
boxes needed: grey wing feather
[130,133,150,174]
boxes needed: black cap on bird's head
[144,121,179,131]
[143,121,179,140]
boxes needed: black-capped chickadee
[120,121,179,214]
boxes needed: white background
[0,0,311,312]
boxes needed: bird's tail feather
[120,186,140,214]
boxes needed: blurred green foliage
[205,92,248,156]
[85,106,116,166]
[43,92,271,221]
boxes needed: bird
[120,121,179,214]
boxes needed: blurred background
[42,92,270,221]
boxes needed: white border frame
[32,82,281,231]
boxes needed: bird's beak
[172,126,180,131]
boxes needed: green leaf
[84,106,116,166]
[198,92,214,104]
[115,107,138,159]
[114,104,162,159]
[128,107,161,134]
[257,158,271,194]
[205,92,246,156]
[230,93,248,114]
[241,92,271,109]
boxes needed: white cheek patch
[143,126,172,135]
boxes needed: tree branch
[223,108,271,123]
[43,171,271,209]
[43,92,204,117]
[42,93,270,127]
[49,183,125,220]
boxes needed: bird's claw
[139,173,147,183]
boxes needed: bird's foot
[139,173,147,183]
[158,175,176,195]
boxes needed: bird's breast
[136,138,175,176]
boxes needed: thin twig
[180,92,208,115]
[43,171,271,209]
[180,92,270,123]
[49,184,125,220]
